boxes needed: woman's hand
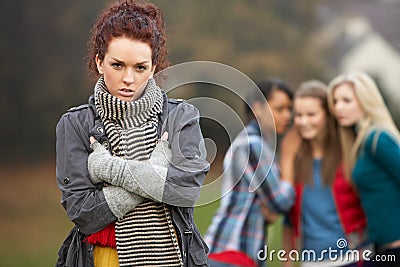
[87,132,172,201]
[261,203,280,224]
[89,132,172,171]
[279,127,301,185]
[90,136,97,144]
[149,132,171,168]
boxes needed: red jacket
[289,163,366,249]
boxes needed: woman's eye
[136,65,147,72]
[112,63,122,69]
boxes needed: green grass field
[0,163,284,266]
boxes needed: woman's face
[268,89,292,134]
[254,89,292,135]
[96,37,156,102]
[332,83,364,127]
[294,97,327,141]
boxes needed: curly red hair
[87,0,169,82]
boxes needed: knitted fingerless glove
[88,139,172,202]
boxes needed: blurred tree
[0,0,107,164]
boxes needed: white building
[313,1,400,125]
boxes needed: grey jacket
[55,94,210,267]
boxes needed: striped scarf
[95,77,182,267]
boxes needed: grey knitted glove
[88,140,172,202]
[103,185,144,219]
[87,142,110,185]
[149,139,172,168]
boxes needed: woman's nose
[335,101,344,112]
[297,116,308,126]
[123,69,134,84]
[283,109,292,121]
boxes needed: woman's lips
[119,88,134,97]
[336,116,345,121]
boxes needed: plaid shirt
[204,121,295,266]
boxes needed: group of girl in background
[206,72,400,267]
[279,71,400,267]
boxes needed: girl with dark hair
[55,1,209,266]
[205,78,295,267]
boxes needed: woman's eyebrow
[135,60,151,65]
[109,57,123,63]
